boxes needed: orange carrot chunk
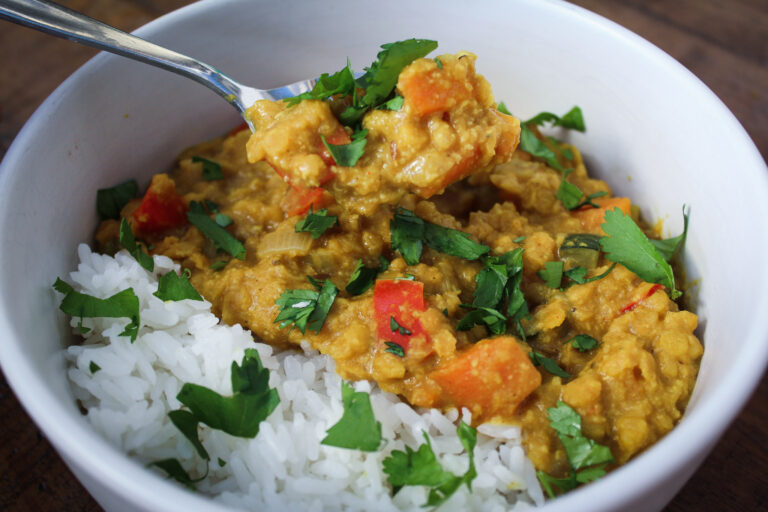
[575,197,631,232]
[429,336,541,420]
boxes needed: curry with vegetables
[94,40,702,496]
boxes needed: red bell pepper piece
[130,174,187,235]
[373,279,429,351]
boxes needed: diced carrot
[399,68,471,117]
[429,336,541,419]
[130,174,187,235]
[373,279,429,351]
[575,197,632,232]
[417,147,481,198]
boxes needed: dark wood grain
[0,1,766,511]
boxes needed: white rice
[63,244,544,511]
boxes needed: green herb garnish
[556,169,606,210]
[96,179,138,220]
[192,156,223,181]
[154,269,203,302]
[566,334,600,352]
[530,351,570,378]
[390,316,412,336]
[600,208,680,299]
[525,106,586,132]
[383,421,477,507]
[536,401,614,497]
[294,207,338,239]
[89,361,101,374]
[284,60,357,106]
[175,349,279,439]
[390,208,489,265]
[214,213,233,227]
[209,260,228,271]
[321,129,368,167]
[649,206,690,262]
[384,341,405,357]
[538,261,616,289]
[168,409,209,460]
[119,218,154,271]
[53,278,140,342]
[274,278,338,334]
[321,381,383,451]
[187,201,246,260]
[345,257,388,295]
[149,459,201,490]
[538,261,564,289]
[380,95,404,111]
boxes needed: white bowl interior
[1,0,766,511]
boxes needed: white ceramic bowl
[1,0,766,511]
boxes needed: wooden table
[0,1,766,510]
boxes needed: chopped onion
[257,229,313,257]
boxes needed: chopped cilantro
[321,381,383,451]
[214,213,233,227]
[390,208,489,265]
[187,201,245,260]
[345,258,387,295]
[217,458,226,467]
[564,263,616,286]
[154,269,203,302]
[519,124,565,172]
[176,349,279,438]
[284,60,357,106]
[203,199,219,213]
[168,409,209,460]
[513,235,526,243]
[89,361,101,374]
[526,106,586,132]
[556,169,606,210]
[530,351,571,379]
[53,278,140,342]
[390,316,412,335]
[149,459,201,490]
[380,95,404,111]
[382,421,477,507]
[192,156,223,181]
[295,207,338,239]
[497,102,512,115]
[209,260,228,271]
[599,208,680,299]
[321,129,368,167]
[456,305,507,335]
[538,261,616,289]
[307,275,324,291]
[384,341,405,357]
[96,179,138,220]
[274,278,338,334]
[434,56,443,68]
[538,261,564,289]
[537,401,613,497]
[119,218,154,272]
[649,206,689,262]
[566,334,600,352]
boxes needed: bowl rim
[0,0,767,511]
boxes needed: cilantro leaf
[274,278,338,334]
[89,361,101,374]
[154,269,203,302]
[176,349,279,438]
[96,179,138,220]
[192,156,223,181]
[538,261,564,288]
[537,401,613,497]
[599,208,680,299]
[321,130,367,167]
[390,316,412,335]
[383,421,477,507]
[168,409,209,460]
[566,334,600,352]
[380,95,404,111]
[390,208,489,265]
[649,206,690,262]
[321,381,382,451]
[187,201,246,260]
[497,102,512,115]
[119,218,154,272]
[530,351,571,378]
[54,278,140,342]
[284,61,357,106]
[345,258,387,295]
[526,106,586,132]
[519,124,565,172]
[210,260,228,271]
[564,263,616,286]
[384,341,405,357]
[149,459,200,490]
[556,169,606,210]
[457,305,507,335]
[214,213,233,227]
[294,207,338,239]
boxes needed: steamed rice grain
[62,245,543,511]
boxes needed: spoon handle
[0,0,254,114]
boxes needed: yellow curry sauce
[95,51,703,479]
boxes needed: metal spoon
[0,0,316,127]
